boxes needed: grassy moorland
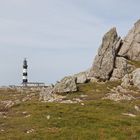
[0,81,140,140]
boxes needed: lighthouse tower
[22,58,28,86]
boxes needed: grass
[0,81,140,140]
[128,60,140,68]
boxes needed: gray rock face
[53,76,77,93]
[111,57,134,81]
[89,27,122,81]
[119,19,140,61]
[39,86,65,102]
[39,86,54,102]
[132,68,140,89]
[110,57,127,80]
[74,72,88,84]
[121,68,140,89]
[121,74,133,88]
[103,92,135,101]
[103,85,135,101]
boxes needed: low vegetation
[0,81,140,140]
[128,60,140,68]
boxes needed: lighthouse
[21,58,45,87]
[22,58,28,86]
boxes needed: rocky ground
[0,81,140,140]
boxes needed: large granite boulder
[53,76,77,93]
[111,57,134,81]
[74,72,88,84]
[119,19,140,61]
[89,27,122,81]
[121,68,140,89]
[39,86,54,102]
[132,68,140,89]
[39,86,65,102]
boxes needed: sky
[0,0,140,86]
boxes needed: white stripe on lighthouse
[23,69,27,73]
[23,76,27,79]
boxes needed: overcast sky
[0,0,140,86]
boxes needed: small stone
[134,105,140,112]
[74,98,82,102]
[26,129,35,134]
[22,111,28,115]
[80,95,88,98]
[122,113,136,117]
[25,115,31,118]
[3,116,7,119]
[1,129,4,132]
[46,115,50,120]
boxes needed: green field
[0,82,140,140]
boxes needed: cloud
[0,0,140,85]
[0,0,104,50]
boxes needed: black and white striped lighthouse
[22,58,28,86]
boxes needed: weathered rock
[89,27,122,81]
[103,83,137,101]
[39,77,79,103]
[74,72,88,84]
[111,57,134,81]
[39,86,54,102]
[60,98,82,104]
[90,77,98,83]
[134,105,140,112]
[121,74,133,88]
[132,68,140,89]
[53,76,77,93]
[119,19,140,61]
[26,129,35,134]
[122,113,136,117]
[120,68,140,90]
[0,100,21,111]
[103,92,135,101]
[111,57,127,80]
[39,86,83,103]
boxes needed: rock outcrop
[89,27,124,81]
[110,57,127,80]
[111,57,134,81]
[39,86,55,102]
[39,76,78,102]
[103,92,135,101]
[132,68,140,89]
[88,21,140,81]
[39,86,82,103]
[74,72,88,84]
[121,74,133,88]
[121,68,140,89]
[103,85,136,101]
[119,20,140,61]
[53,76,77,93]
